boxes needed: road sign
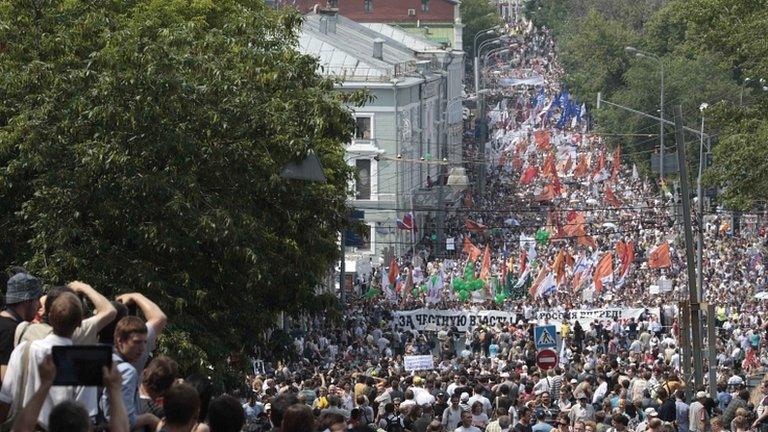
[534,325,557,349]
[536,348,558,370]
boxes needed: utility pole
[679,300,693,400]
[707,303,717,398]
[674,105,704,391]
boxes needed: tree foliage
[0,0,361,377]
[461,0,504,58]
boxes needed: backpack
[384,415,404,432]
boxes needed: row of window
[362,0,430,12]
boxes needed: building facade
[298,9,464,266]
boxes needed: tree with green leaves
[0,0,362,378]
[461,0,504,58]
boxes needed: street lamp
[626,46,665,182]
[475,38,503,95]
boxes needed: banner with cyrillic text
[534,307,647,327]
[393,309,520,332]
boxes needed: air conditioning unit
[407,8,416,16]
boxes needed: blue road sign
[534,325,557,350]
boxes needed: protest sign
[404,355,434,372]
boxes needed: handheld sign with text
[536,348,558,370]
[534,325,557,349]
[404,355,434,372]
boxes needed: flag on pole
[529,266,549,297]
[479,245,492,281]
[520,165,539,185]
[537,272,557,297]
[397,212,417,230]
[648,242,672,268]
[592,253,613,294]
[465,219,487,233]
[604,185,622,207]
[611,146,621,180]
[463,237,482,262]
[388,258,399,286]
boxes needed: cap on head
[5,272,42,305]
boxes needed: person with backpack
[378,402,404,432]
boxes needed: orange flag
[573,154,589,178]
[542,154,558,179]
[388,258,399,286]
[604,185,622,207]
[561,155,573,175]
[553,250,567,284]
[535,184,557,202]
[529,265,549,297]
[520,166,538,185]
[463,238,482,262]
[519,249,528,275]
[479,245,491,281]
[593,151,605,177]
[648,242,671,269]
[615,241,627,263]
[465,219,487,233]
[593,253,614,294]
[534,130,551,151]
[621,241,635,275]
[611,146,621,179]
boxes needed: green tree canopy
[0,0,360,377]
[461,0,504,58]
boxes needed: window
[364,0,373,12]
[355,159,371,200]
[328,0,338,6]
[421,0,429,12]
[355,116,372,140]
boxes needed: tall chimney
[373,38,384,60]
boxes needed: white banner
[393,309,520,332]
[403,355,434,372]
[534,307,647,327]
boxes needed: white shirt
[0,334,96,429]
[412,386,436,406]
[467,394,492,414]
[455,426,483,432]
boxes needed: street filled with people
[0,14,766,432]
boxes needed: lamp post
[474,27,500,94]
[626,46,665,182]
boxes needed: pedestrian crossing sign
[534,325,557,349]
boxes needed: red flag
[615,241,627,264]
[604,185,622,207]
[648,242,671,269]
[621,241,635,275]
[553,250,566,284]
[542,154,558,179]
[529,266,549,297]
[593,151,605,178]
[479,245,491,281]
[611,146,621,179]
[388,258,399,286]
[535,184,557,202]
[593,253,614,294]
[534,130,551,151]
[573,154,589,178]
[465,219,487,233]
[463,238,482,262]
[519,249,527,275]
[520,166,538,185]
[561,156,573,175]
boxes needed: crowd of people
[0,13,767,432]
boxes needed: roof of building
[359,23,443,52]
